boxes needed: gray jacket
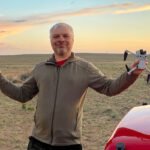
[0,53,138,146]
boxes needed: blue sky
[0,0,149,16]
[0,0,150,55]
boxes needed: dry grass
[0,54,150,150]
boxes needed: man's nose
[59,35,65,41]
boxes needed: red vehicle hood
[104,105,150,150]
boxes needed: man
[0,23,144,150]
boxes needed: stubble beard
[55,48,68,56]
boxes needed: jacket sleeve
[0,70,39,103]
[87,62,139,96]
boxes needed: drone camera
[140,49,146,55]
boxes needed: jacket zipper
[50,66,60,144]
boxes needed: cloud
[14,19,27,23]
[0,30,6,33]
[0,24,30,39]
[114,3,150,14]
[0,3,134,26]
[0,2,149,39]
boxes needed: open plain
[0,53,149,150]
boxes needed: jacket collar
[45,52,77,66]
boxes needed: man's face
[50,25,74,57]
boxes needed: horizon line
[0,52,124,56]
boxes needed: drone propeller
[124,50,133,73]
[147,74,150,83]
[125,64,130,72]
[123,50,135,61]
[124,50,128,61]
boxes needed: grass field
[0,53,150,150]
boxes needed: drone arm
[146,54,150,56]
[124,50,135,61]
[147,74,150,83]
[127,66,137,75]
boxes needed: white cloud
[0,2,149,39]
[114,4,150,14]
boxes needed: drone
[123,49,150,83]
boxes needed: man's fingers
[131,60,139,68]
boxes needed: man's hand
[130,60,148,75]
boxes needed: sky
[0,0,150,55]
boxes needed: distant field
[0,53,150,150]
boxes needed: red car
[104,105,150,150]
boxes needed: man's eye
[53,35,59,38]
[63,34,69,38]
